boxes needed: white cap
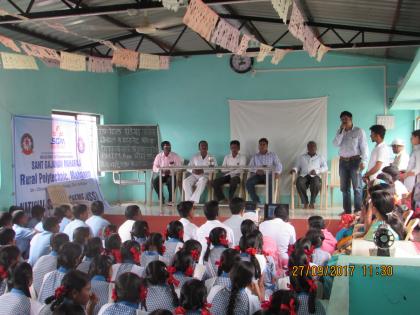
[391,139,405,146]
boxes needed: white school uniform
[208,285,261,315]
[163,238,183,264]
[0,289,42,315]
[98,302,141,315]
[118,220,135,243]
[145,284,177,312]
[179,218,198,241]
[204,246,227,280]
[223,215,245,247]
[86,215,111,238]
[63,219,90,241]
[32,252,58,296]
[205,272,231,293]
[111,263,144,281]
[37,267,67,303]
[140,251,162,269]
[91,276,112,315]
[77,257,93,274]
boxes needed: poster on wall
[13,115,109,211]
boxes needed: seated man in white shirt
[152,141,183,205]
[212,140,247,202]
[118,204,142,242]
[223,197,245,246]
[177,201,198,241]
[196,200,234,263]
[390,139,409,172]
[259,205,296,261]
[63,204,91,241]
[183,140,218,204]
[363,125,390,182]
[290,141,328,209]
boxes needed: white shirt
[395,180,408,199]
[333,125,369,163]
[259,218,296,260]
[196,220,234,263]
[118,219,135,242]
[392,150,409,171]
[293,153,328,177]
[86,215,110,238]
[63,219,90,241]
[404,144,420,191]
[179,218,198,241]
[188,153,218,176]
[223,214,244,246]
[222,153,247,177]
[367,142,390,180]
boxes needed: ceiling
[0,0,420,60]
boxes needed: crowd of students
[0,178,416,315]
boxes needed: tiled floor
[107,201,344,219]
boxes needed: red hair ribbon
[280,298,296,315]
[54,285,67,299]
[174,306,186,314]
[287,282,295,291]
[111,249,122,263]
[167,266,180,287]
[219,235,229,246]
[233,246,241,252]
[111,288,118,302]
[0,266,8,279]
[214,260,221,266]
[287,244,295,256]
[164,230,169,239]
[307,279,317,293]
[246,248,257,256]
[141,244,146,252]
[103,226,111,238]
[139,286,148,301]
[130,247,141,264]
[261,250,269,257]
[261,300,272,310]
[304,246,315,262]
[340,214,355,228]
[201,303,212,315]
[178,230,184,240]
[185,265,194,277]
[190,249,200,261]
[161,245,166,255]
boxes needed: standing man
[363,125,390,182]
[183,140,218,203]
[291,141,328,209]
[401,129,420,191]
[390,139,409,172]
[212,140,247,202]
[152,141,183,204]
[246,138,282,204]
[333,111,368,213]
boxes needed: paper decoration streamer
[159,56,170,70]
[302,26,320,57]
[1,52,38,70]
[271,49,289,64]
[210,19,240,52]
[112,48,139,71]
[21,42,60,60]
[183,0,219,41]
[257,43,273,62]
[288,2,306,41]
[317,44,331,62]
[0,35,21,52]
[271,0,292,23]
[88,57,114,73]
[236,34,252,55]
[139,53,161,70]
[60,52,86,71]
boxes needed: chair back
[405,218,419,241]
[330,157,340,187]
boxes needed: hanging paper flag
[271,49,289,64]
[302,26,320,57]
[0,52,38,70]
[0,35,21,53]
[257,43,273,62]
[210,19,240,53]
[99,40,119,50]
[288,2,305,41]
[271,0,292,23]
[183,0,219,41]
[88,57,114,73]
[60,52,86,71]
[139,53,161,70]
[159,56,170,70]
[236,34,252,55]
[112,48,139,71]
[317,44,331,62]
[161,0,186,12]
[20,42,60,61]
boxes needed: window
[52,110,101,176]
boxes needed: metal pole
[265,169,269,204]
[159,169,163,211]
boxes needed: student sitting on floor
[39,270,97,315]
[63,205,91,241]
[0,245,21,296]
[175,279,212,315]
[131,220,150,246]
[203,227,230,280]
[28,217,60,266]
[28,205,46,229]
[98,272,147,315]
[104,233,122,264]
[180,239,202,265]
[204,248,240,292]
[33,233,69,296]
[144,260,179,313]
[12,210,37,259]
[77,237,103,274]
[169,250,195,290]
[177,201,198,241]
[255,290,299,315]
[305,229,331,266]
[38,242,82,303]
[111,240,143,281]
[0,212,13,229]
[163,221,184,263]
[0,228,15,246]
[307,216,336,255]
[0,262,42,314]
[118,205,142,243]
[141,233,166,268]
[89,255,113,315]
[86,201,111,238]
[73,226,91,254]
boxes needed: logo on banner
[21,133,34,155]
[77,137,85,153]
[51,125,65,146]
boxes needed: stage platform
[104,202,344,239]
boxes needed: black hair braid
[249,254,262,279]
[227,285,240,315]
[168,281,180,308]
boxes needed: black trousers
[212,175,241,201]
[296,175,321,204]
[153,175,176,201]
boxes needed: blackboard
[97,125,159,171]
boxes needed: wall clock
[230,55,254,74]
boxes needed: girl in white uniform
[89,255,113,315]
[141,233,166,268]
[130,220,150,247]
[163,221,184,263]
[78,237,104,274]
[0,245,20,296]
[203,227,230,280]
[175,279,211,315]
[111,240,143,281]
